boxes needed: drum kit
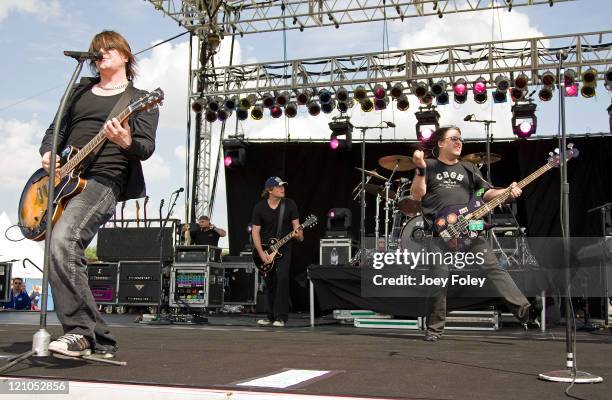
[353,152,503,254]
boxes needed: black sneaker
[49,334,91,357]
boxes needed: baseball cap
[265,177,288,189]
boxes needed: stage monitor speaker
[0,262,11,303]
[87,262,118,304]
[117,261,162,305]
[97,227,174,262]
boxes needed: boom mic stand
[538,49,602,384]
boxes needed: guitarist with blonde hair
[251,177,304,327]
[38,30,159,358]
[410,126,532,342]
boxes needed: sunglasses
[444,136,463,143]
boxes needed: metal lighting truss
[148,0,576,36]
[192,30,612,98]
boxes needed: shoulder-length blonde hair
[88,30,137,81]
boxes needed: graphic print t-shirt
[421,159,491,227]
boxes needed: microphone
[173,187,185,194]
[464,114,474,121]
[63,51,102,61]
[384,121,396,128]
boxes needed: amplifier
[223,262,258,305]
[169,263,224,308]
[175,245,221,263]
[97,227,175,262]
[87,263,118,304]
[117,261,162,305]
[0,262,11,303]
[119,261,161,282]
[320,238,356,266]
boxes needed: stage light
[538,71,555,102]
[191,97,207,113]
[296,90,311,105]
[336,87,349,102]
[308,101,321,116]
[285,102,298,118]
[565,83,579,97]
[270,105,283,118]
[319,89,333,104]
[431,80,447,97]
[337,99,353,113]
[354,85,368,102]
[262,93,275,108]
[223,139,246,168]
[373,84,386,100]
[514,73,529,90]
[360,98,374,112]
[390,83,404,99]
[239,93,258,109]
[321,99,336,114]
[236,107,249,121]
[511,102,537,138]
[606,68,612,90]
[541,71,556,86]
[329,137,340,150]
[511,87,526,102]
[494,75,511,92]
[224,96,237,111]
[329,118,353,151]
[374,96,388,110]
[473,77,488,104]
[205,109,217,123]
[420,93,434,105]
[436,92,449,105]
[326,208,352,232]
[208,97,222,112]
[493,89,507,103]
[564,69,577,86]
[413,82,429,99]
[581,68,598,98]
[415,108,440,142]
[396,94,410,111]
[251,105,264,120]
[217,107,232,122]
[453,79,468,103]
[276,91,290,107]
[538,86,554,102]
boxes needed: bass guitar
[252,215,318,275]
[433,145,578,249]
[17,88,164,241]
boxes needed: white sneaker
[257,318,272,326]
[48,334,91,357]
[272,320,285,327]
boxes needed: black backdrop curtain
[224,136,612,311]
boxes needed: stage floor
[0,312,611,400]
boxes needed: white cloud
[0,117,44,188]
[0,0,61,23]
[174,145,187,162]
[142,154,171,182]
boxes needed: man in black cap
[251,177,303,327]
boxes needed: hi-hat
[378,155,415,171]
[354,167,389,181]
[364,184,395,200]
[462,152,502,165]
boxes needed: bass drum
[399,215,430,254]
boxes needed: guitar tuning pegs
[554,148,560,154]
[549,152,554,157]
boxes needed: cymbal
[378,155,415,171]
[397,195,422,217]
[364,184,396,200]
[462,152,502,165]
[354,167,389,181]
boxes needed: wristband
[415,166,426,177]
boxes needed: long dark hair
[428,125,461,158]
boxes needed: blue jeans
[48,178,118,351]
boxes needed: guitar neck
[58,107,131,178]
[269,226,302,252]
[470,162,553,220]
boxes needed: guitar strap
[276,198,286,239]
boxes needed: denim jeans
[48,178,118,351]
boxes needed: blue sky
[0,0,610,249]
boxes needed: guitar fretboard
[269,225,303,252]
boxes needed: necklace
[97,81,129,90]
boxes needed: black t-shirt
[421,159,491,227]
[190,227,221,246]
[66,90,129,186]
[251,198,299,244]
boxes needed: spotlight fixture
[239,95,254,109]
[373,84,386,100]
[354,86,368,102]
[322,99,336,114]
[236,107,249,121]
[511,102,537,138]
[436,92,449,105]
[224,96,237,111]
[413,82,429,99]
[275,91,290,107]
[223,138,247,168]
[319,89,333,104]
[538,86,554,102]
[494,75,511,92]
[581,68,598,98]
[307,101,321,116]
[396,94,410,111]
[360,98,374,112]
[420,93,434,105]
[511,73,529,101]
[541,71,556,87]
[251,105,264,120]
[390,83,404,99]
[270,105,283,118]
[217,107,232,122]
[205,109,217,123]
[415,108,440,142]
[337,99,353,113]
[473,77,488,104]
[326,208,352,232]
[285,102,298,118]
[329,117,353,151]
[453,79,468,103]
[605,68,612,90]
[374,96,388,110]
[296,90,311,105]
[262,93,275,109]
[191,97,207,113]
[431,80,447,97]
[493,89,507,103]
[565,83,579,97]
[336,87,349,102]
[208,97,222,112]
[564,69,577,86]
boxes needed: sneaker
[272,320,285,327]
[48,334,91,357]
[257,318,272,326]
[93,344,117,359]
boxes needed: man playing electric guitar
[410,126,532,342]
[39,31,158,358]
[251,177,304,327]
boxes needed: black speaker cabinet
[97,227,174,262]
[117,261,162,305]
[87,262,118,304]
[223,262,258,305]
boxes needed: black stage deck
[0,312,611,399]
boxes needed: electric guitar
[17,88,164,241]
[433,145,578,249]
[252,215,318,275]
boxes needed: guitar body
[18,146,87,241]
[433,196,488,250]
[252,238,283,275]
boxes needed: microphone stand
[0,55,88,373]
[539,50,602,384]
